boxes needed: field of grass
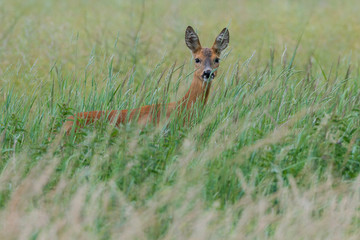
[1,0,360,239]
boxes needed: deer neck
[178,75,212,110]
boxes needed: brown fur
[63,26,229,134]
[192,48,219,80]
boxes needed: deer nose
[202,70,212,79]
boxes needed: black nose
[203,70,211,78]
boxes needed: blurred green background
[1,0,359,93]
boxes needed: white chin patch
[203,76,214,83]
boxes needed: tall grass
[1,0,360,239]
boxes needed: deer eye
[214,58,220,63]
[195,58,201,63]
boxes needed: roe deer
[63,26,229,134]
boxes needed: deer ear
[185,26,201,53]
[212,28,229,54]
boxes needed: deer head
[185,26,230,83]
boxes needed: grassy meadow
[1,0,360,239]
